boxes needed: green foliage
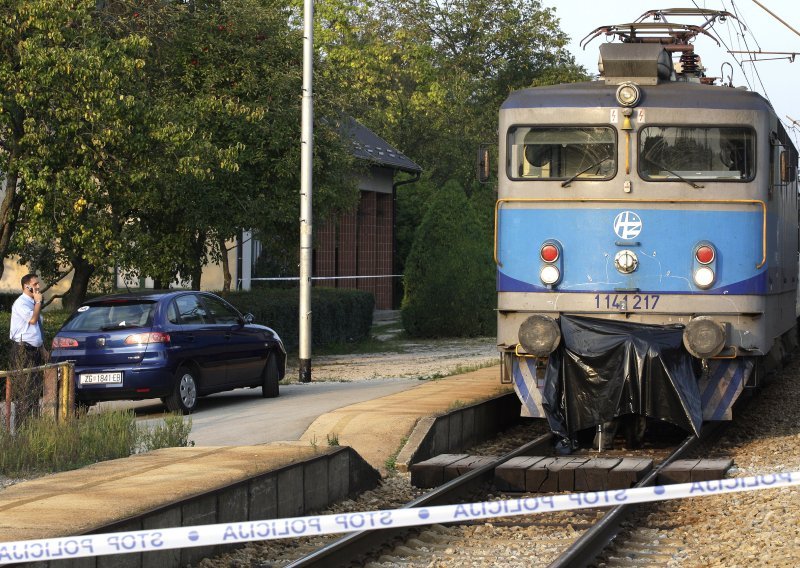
[0,410,190,476]
[218,288,375,351]
[2,0,358,300]
[317,0,587,192]
[0,410,193,476]
[137,413,194,452]
[401,180,495,337]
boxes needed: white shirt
[9,294,43,347]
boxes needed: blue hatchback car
[50,291,286,413]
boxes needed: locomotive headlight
[616,82,641,107]
[540,265,561,285]
[693,266,715,288]
[683,316,726,359]
[519,314,561,357]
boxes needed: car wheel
[261,355,280,399]
[166,367,199,414]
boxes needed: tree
[113,0,358,290]
[401,180,495,337]
[10,0,359,306]
[318,0,586,191]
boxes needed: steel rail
[547,421,728,568]
[286,432,555,567]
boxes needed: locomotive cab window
[639,126,755,182]
[508,127,616,181]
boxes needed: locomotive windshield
[508,127,616,181]
[639,126,755,181]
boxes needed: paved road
[97,378,421,446]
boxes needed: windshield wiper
[561,157,613,187]
[650,162,704,189]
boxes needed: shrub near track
[401,180,496,337]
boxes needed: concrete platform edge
[394,392,521,473]
[6,447,380,568]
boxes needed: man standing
[9,273,46,422]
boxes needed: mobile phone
[26,285,33,292]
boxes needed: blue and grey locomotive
[491,10,799,449]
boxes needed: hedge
[0,288,374,370]
[218,288,375,351]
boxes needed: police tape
[1,471,798,564]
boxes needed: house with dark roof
[236,118,421,309]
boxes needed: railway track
[549,422,727,567]
[285,432,555,567]
[279,422,727,568]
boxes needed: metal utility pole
[298,0,314,383]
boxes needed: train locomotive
[490,9,800,451]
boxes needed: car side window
[200,296,241,325]
[175,295,207,325]
[167,301,180,324]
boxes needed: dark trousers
[9,342,46,425]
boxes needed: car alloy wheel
[166,367,198,414]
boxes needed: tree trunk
[62,257,95,312]
[0,168,23,281]
[189,230,206,291]
[218,236,232,292]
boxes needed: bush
[218,287,375,351]
[401,180,495,337]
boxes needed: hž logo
[613,211,642,240]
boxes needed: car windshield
[508,126,616,181]
[61,301,156,332]
[639,126,755,181]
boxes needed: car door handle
[186,334,195,342]
[224,333,232,340]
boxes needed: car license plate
[80,372,123,385]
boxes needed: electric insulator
[679,52,700,74]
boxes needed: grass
[419,359,500,381]
[384,435,408,474]
[0,411,193,477]
[446,399,468,411]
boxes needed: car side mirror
[243,313,255,325]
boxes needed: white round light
[694,266,715,288]
[616,82,641,107]
[540,265,560,285]
[614,250,639,274]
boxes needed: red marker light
[695,245,715,265]
[540,243,559,263]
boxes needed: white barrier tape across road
[1,471,798,564]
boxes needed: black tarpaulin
[542,315,702,439]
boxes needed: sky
[542,1,800,145]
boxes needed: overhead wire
[729,2,771,99]
[690,1,798,145]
